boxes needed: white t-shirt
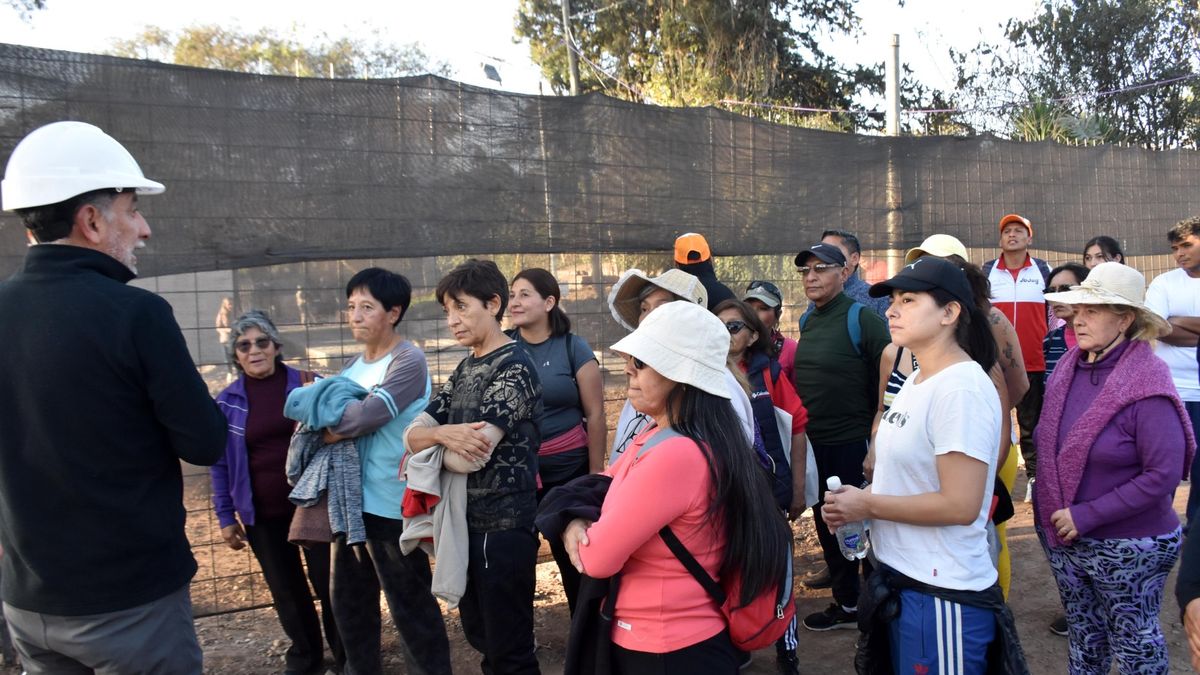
[871,360,1001,591]
[342,352,394,390]
[608,368,755,463]
[1144,268,1200,402]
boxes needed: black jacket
[1176,525,1200,618]
[675,259,735,310]
[856,563,1030,675]
[0,245,226,615]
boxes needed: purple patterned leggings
[1040,525,1181,675]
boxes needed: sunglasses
[796,263,842,275]
[746,280,782,296]
[629,356,646,370]
[1043,285,1074,295]
[725,320,747,334]
[235,336,273,353]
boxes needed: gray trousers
[3,584,202,674]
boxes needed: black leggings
[612,629,739,675]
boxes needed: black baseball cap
[869,256,976,311]
[794,243,847,268]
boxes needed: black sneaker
[802,603,858,631]
[1049,615,1068,636]
[776,651,799,675]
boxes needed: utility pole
[885,34,900,136]
[561,0,581,95]
[884,35,902,276]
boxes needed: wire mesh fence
[0,42,1194,619]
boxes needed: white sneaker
[1024,477,1035,503]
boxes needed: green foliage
[108,24,452,79]
[514,0,883,132]
[955,0,1200,149]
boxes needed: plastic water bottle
[827,476,870,560]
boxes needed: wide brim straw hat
[1043,261,1171,337]
[610,300,731,398]
[607,268,708,332]
[904,233,969,264]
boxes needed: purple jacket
[1035,340,1196,548]
[211,365,304,528]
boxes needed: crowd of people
[1,121,1200,675]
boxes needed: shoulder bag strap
[658,525,726,604]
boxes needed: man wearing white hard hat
[0,121,226,672]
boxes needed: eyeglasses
[725,320,747,334]
[1043,285,1074,295]
[797,263,842,275]
[235,337,273,353]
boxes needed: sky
[0,0,1040,103]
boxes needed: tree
[514,0,883,132]
[108,25,452,79]
[5,0,45,21]
[954,0,1200,149]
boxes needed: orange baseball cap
[674,232,712,264]
[999,214,1033,237]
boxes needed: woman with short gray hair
[211,310,343,673]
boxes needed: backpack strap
[847,302,864,358]
[799,302,865,359]
[634,427,683,459]
[658,525,726,604]
[1034,257,1052,285]
[982,259,996,279]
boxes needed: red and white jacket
[985,253,1051,373]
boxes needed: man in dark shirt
[791,243,890,633]
[0,121,226,671]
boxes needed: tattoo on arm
[1003,343,1017,369]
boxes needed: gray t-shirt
[514,332,595,439]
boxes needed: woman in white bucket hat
[1035,262,1195,674]
[561,300,789,673]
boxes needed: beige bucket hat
[607,268,708,332]
[1043,262,1171,337]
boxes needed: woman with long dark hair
[561,300,788,674]
[1082,235,1125,269]
[824,257,1018,673]
[713,298,807,674]
[508,267,606,613]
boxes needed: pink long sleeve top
[577,426,726,653]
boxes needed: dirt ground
[0,472,1188,674]
[167,470,1195,674]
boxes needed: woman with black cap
[822,256,1020,674]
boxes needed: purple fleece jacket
[1035,340,1196,547]
[211,365,304,528]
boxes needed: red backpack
[659,525,796,651]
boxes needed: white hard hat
[2,121,164,211]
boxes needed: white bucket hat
[1043,262,1171,337]
[607,268,708,331]
[610,300,731,398]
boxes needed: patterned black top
[426,341,543,532]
